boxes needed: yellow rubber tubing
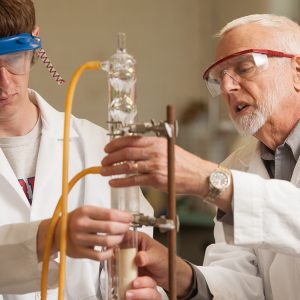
[41,60,101,300]
[41,166,101,300]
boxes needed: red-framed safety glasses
[203,49,295,96]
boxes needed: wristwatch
[204,166,231,204]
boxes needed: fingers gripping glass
[203,49,294,97]
[0,50,33,75]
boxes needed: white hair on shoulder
[216,14,300,54]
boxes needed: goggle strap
[37,48,65,85]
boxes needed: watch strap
[204,166,231,204]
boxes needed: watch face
[210,171,230,189]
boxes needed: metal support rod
[167,105,176,300]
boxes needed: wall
[31,0,211,128]
[269,0,300,20]
[31,1,291,132]
[30,0,277,155]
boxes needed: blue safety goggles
[0,33,41,55]
[0,33,42,75]
[0,33,64,84]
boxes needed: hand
[125,276,162,300]
[37,206,133,261]
[127,232,193,298]
[101,136,217,196]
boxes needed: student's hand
[37,206,133,261]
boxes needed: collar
[260,120,300,162]
[28,88,78,140]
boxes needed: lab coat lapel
[0,148,30,208]
[28,90,79,220]
[248,158,270,179]
[31,130,63,219]
[241,142,270,179]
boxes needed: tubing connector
[132,213,179,233]
[107,119,178,138]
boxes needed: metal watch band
[204,166,231,204]
[204,186,220,204]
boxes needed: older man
[102,14,300,299]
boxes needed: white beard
[229,85,281,136]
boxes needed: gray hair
[216,14,300,54]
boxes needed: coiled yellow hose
[41,61,102,300]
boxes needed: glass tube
[103,33,140,300]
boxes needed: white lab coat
[0,90,154,300]
[199,140,300,300]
